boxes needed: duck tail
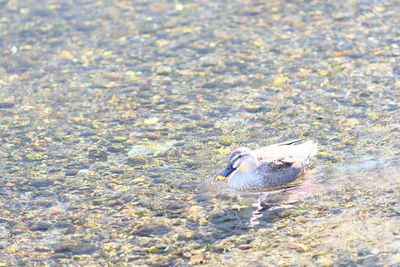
[277,139,304,146]
[276,139,318,157]
[303,140,318,157]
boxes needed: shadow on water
[203,173,324,239]
[248,175,323,228]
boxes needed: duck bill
[218,163,236,180]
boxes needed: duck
[217,140,318,190]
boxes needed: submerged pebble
[53,240,97,255]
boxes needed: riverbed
[0,0,399,265]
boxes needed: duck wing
[253,140,317,187]
[254,157,301,188]
[254,140,317,168]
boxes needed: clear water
[0,0,399,265]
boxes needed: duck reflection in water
[248,175,321,227]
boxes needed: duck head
[218,147,258,180]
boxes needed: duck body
[219,140,317,190]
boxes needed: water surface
[0,0,399,265]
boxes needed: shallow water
[0,0,399,265]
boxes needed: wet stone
[195,121,215,128]
[359,92,372,98]
[0,218,17,227]
[176,231,204,241]
[139,198,169,210]
[152,178,165,184]
[52,223,75,234]
[184,161,197,168]
[219,137,233,146]
[35,247,51,252]
[209,211,239,224]
[172,182,200,191]
[106,199,124,207]
[193,193,211,202]
[35,199,55,208]
[143,244,170,254]
[53,240,97,255]
[65,169,79,176]
[0,102,15,109]
[167,202,187,210]
[338,260,358,267]
[88,149,108,161]
[107,145,125,153]
[28,221,53,231]
[110,168,125,174]
[330,208,344,215]
[92,198,110,205]
[79,130,97,137]
[29,179,54,188]
[133,225,171,237]
[6,168,18,174]
[127,157,146,167]
[120,195,138,203]
[143,132,163,140]
[243,104,262,113]
[359,256,379,266]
